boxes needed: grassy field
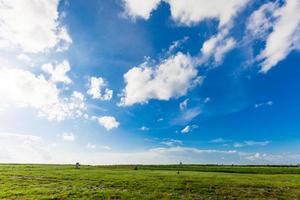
[1,164,300,199]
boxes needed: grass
[0,164,300,199]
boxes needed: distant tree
[179,162,183,165]
[134,166,138,170]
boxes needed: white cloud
[17,53,31,63]
[0,134,296,165]
[244,152,265,161]
[250,0,300,73]
[211,138,227,143]
[122,0,161,20]
[0,0,72,53]
[93,116,120,131]
[86,143,111,151]
[140,126,149,131]
[166,0,249,27]
[173,107,201,125]
[200,30,236,64]
[122,0,249,28]
[234,140,271,148]
[0,68,59,109]
[181,124,198,134]
[0,132,41,142]
[204,97,211,103]
[87,77,113,101]
[42,60,72,84]
[150,146,236,155]
[183,0,247,65]
[181,125,190,134]
[233,142,244,148]
[214,38,236,63]
[244,140,271,146]
[0,132,52,163]
[0,68,86,121]
[56,26,72,52]
[36,90,86,121]
[121,1,248,65]
[60,132,75,142]
[179,98,189,111]
[254,101,273,108]
[120,52,202,106]
[161,139,183,147]
[247,2,279,40]
[120,1,249,100]
[86,143,96,149]
[167,36,189,54]
[99,145,112,151]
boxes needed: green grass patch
[0,164,300,199]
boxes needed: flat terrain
[1,164,300,199]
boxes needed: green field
[1,164,300,199]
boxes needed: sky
[0,0,300,165]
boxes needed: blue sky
[0,0,300,164]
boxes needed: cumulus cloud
[121,1,248,65]
[35,90,86,121]
[166,0,249,27]
[60,132,75,142]
[119,1,251,104]
[0,1,81,121]
[0,68,58,110]
[248,0,300,72]
[120,52,202,106]
[42,60,72,84]
[167,0,246,64]
[87,77,113,101]
[122,0,249,28]
[0,68,86,121]
[0,0,72,53]
[93,116,120,131]
[122,0,161,20]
